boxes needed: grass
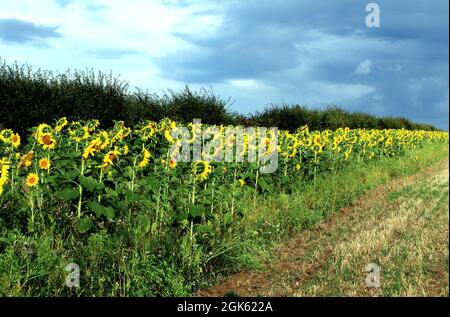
[294,160,449,296]
[199,143,449,296]
[0,143,448,296]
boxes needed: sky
[0,0,448,129]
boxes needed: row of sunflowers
[0,118,448,234]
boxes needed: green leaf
[59,187,80,201]
[126,190,141,202]
[88,201,115,220]
[259,179,268,192]
[61,169,80,181]
[104,207,115,220]
[145,176,161,191]
[189,205,203,218]
[88,201,105,218]
[79,175,103,192]
[78,217,92,233]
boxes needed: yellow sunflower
[26,173,39,187]
[0,129,13,143]
[55,117,68,133]
[138,148,151,168]
[82,139,102,160]
[18,151,34,170]
[0,158,11,195]
[38,133,56,150]
[101,147,120,170]
[38,158,51,170]
[11,133,21,148]
[193,161,212,182]
[169,159,177,169]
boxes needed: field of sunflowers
[0,118,448,231]
[0,118,448,296]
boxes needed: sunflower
[18,151,34,170]
[0,158,11,195]
[39,158,51,170]
[122,144,129,155]
[138,148,151,168]
[193,161,212,182]
[11,133,21,148]
[97,131,110,150]
[0,129,13,143]
[101,147,120,170]
[26,173,39,187]
[55,117,68,133]
[140,122,157,140]
[385,137,393,146]
[86,119,100,132]
[344,145,353,160]
[82,139,102,160]
[35,123,53,138]
[169,159,177,169]
[312,143,323,155]
[164,128,177,144]
[313,134,322,146]
[68,122,89,142]
[38,133,56,150]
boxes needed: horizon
[0,0,448,129]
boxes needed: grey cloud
[0,18,61,47]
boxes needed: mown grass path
[200,158,449,297]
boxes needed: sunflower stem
[77,160,85,218]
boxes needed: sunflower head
[11,133,21,148]
[55,117,68,132]
[18,151,34,169]
[0,129,13,143]
[169,159,177,169]
[39,133,56,150]
[39,158,51,170]
[193,161,212,182]
[138,149,151,168]
[26,173,39,187]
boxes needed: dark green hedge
[0,60,439,133]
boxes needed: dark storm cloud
[0,18,61,47]
[156,0,448,129]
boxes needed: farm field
[0,119,448,296]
